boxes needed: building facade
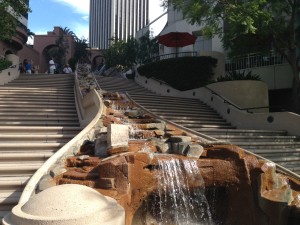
[89,0,149,50]
[0,0,30,56]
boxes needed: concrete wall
[18,45,40,73]
[245,64,294,90]
[207,81,269,112]
[135,73,300,136]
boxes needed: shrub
[137,56,217,91]
[216,70,261,82]
[0,58,12,71]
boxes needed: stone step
[177,120,232,126]
[0,151,53,162]
[0,84,74,92]
[148,110,218,116]
[0,134,74,142]
[0,112,78,117]
[0,90,74,95]
[0,108,77,113]
[0,121,80,126]
[133,103,214,112]
[0,163,43,176]
[0,73,80,220]
[0,100,75,106]
[0,115,78,120]
[214,135,300,142]
[160,114,223,120]
[0,177,29,189]
[129,95,204,104]
[199,128,287,136]
[252,148,300,155]
[0,126,81,134]
[0,103,76,109]
[0,142,65,151]
[0,196,20,205]
[11,81,74,85]
[239,142,300,149]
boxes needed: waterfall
[151,157,214,225]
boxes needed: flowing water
[150,157,214,225]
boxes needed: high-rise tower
[89,0,149,50]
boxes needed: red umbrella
[158,32,197,47]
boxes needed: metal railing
[143,51,198,64]
[225,51,288,72]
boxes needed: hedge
[137,56,217,91]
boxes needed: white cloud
[51,0,89,15]
[72,22,89,40]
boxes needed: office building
[89,0,149,50]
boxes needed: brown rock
[107,145,129,155]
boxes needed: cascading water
[150,157,214,225]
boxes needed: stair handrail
[204,86,269,113]
[142,51,198,64]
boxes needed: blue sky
[28,0,167,44]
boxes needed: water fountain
[146,157,214,225]
[49,91,300,225]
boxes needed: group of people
[20,59,38,74]
[20,57,73,75]
[48,57,73,74]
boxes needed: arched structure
[33,27,75,73]
[89,49,104,71]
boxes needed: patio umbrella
[158,32,197,47]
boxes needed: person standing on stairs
[24,59,32,74]
[63,64,73,74]
[49,57,56,74]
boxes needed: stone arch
[41,44,58,73]
[92,55,104,70]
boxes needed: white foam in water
[153,157,214,225]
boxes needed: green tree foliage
[216,70,261,82]
[137,31,159,63]
[61,27,90,66]
[103,33,158,71]
[103,37,138,71]
[0,0,30,40]
[73,38,90,63]
[163,0,300,112]
[0,58,12,71]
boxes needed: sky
[27,0,167,44]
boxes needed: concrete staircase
[96,76,300,175]
[0,74,82,221]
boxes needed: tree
[73,38,90,63]
[137,31,159,63]
[103,33,158,71]
[103,37,138,71]
[163,0,300,113]
[0,0,30,40]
